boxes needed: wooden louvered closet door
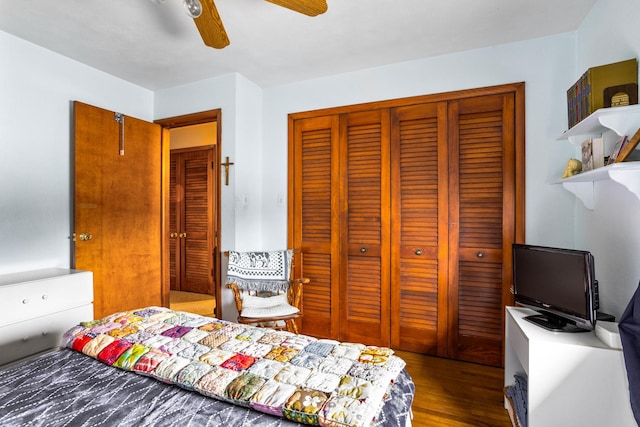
[289,83,524,367]
[291,116,340,339]
[447,94,516,366]
[339,110,391,346]
[170,148,215,295]
[390,102,448,355]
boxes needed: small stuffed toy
[562,158,582,178]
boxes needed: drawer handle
[42,331,48,336]
[22,298,29,304]
[360,247,367,253]
[42,294,48,300]
[415,249,423,256]
[476,251,486,258]
[22,337,29,342]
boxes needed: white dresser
[0,268,93,367]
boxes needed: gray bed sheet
[0,348,414,426]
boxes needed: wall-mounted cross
[221,156,234,186]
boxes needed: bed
[0,347,414,426]
[0,305,415,427]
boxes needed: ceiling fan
[151,0,328,49]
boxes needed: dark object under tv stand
[597,311,615,322]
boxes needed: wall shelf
[559,162,640,209]
[557,105,640,209]
[557,104,640,145]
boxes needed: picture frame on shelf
[608,135,628,165]
[615,128,640,162]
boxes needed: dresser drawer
[0,269,93,327]
[0,304,93,367]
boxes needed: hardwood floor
[395,350,513,427]
[169,290,216,316]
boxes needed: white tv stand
[504,306,635,426]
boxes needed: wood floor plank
[395,350,512,426]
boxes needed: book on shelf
[592,136,604,169]
[566,58,638,128]
[615,128,640,162]
[608,135,628,165]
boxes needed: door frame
[155,109,222,318]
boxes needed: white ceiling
[0,0,597,91]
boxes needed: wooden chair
[225,250,309,334]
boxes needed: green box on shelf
[567,58,638,129]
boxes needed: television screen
[512,243,596,332]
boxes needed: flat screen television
[512,243,597,332]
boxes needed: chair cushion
[241,293,299,318]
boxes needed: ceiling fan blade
[194,0,230,49]
[265,0,328,16]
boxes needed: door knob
[179,232,188,238]
[79,233,93,241]
[170,232,178,238]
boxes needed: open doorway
[156,110,222,318]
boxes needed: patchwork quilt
[62,307,407,427]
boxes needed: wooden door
[169,148,215,295]
[290,115,340,339]
[73,102,163,319]
[447,93,517,366]
[338,110,391,347]
[390,102,449,355]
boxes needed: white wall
[155,33,583,320]
[573,0,640,316]
[255,0,640,319]
[0,31,154,275]
[3,0,638,320]
[261,34,579,252]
